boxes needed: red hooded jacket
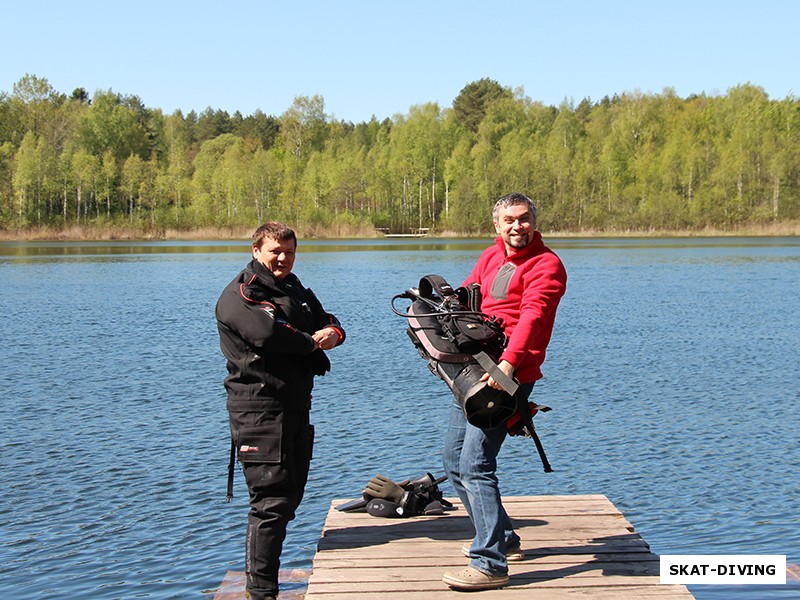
[462,231,567,383]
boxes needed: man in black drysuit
[216,222,345,600]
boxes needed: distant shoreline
[0,222,797,242]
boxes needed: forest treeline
[1,74,798,237]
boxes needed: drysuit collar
[248,258,299,290]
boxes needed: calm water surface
[1,237,798,599]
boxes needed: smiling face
[252,236,297,280]
[494,202,537,253]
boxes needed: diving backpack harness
[391,274,553,472]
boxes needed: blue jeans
[442,383,533,575]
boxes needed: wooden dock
[214,494,694,598]
[305,494,693,598]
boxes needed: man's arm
[306,288,346,350]
[216,290,316,355]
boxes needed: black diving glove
[363,474,406,503]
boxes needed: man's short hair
[252,221,297,249]
[492,192,538,222]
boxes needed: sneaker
[460,541,525,561]
[442,566,509,590]
[506,541,525,561]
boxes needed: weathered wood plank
[212,569,307,599]
[306,495,693,599]
[308,561,662,583]
[311,552,661,569]
[303,586,695,599]
[214,494,694,599]
[306,575,668,592]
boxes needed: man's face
[494,203,536,252]
[253,237,296,280]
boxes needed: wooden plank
[306,494,694,599]
[214,494,695,599]
[303,586,695,599]
[308,562,662,583]
[212,569,308,599]
[311,552,660,569]
[304,575,694,597]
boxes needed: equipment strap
[418,274,456,300]
[225,438,236,502]
[474,351,519,396]
[511,390,554,473]
[472,352,552,472]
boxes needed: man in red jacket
[442,193,567,591]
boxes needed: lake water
[1,236,798,599]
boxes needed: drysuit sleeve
[306,288,346,346]
[216,288,316,356]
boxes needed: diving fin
[335,497,370,512]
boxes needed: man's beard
[507,233,530,249]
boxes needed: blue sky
[2,1,797,123]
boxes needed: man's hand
[480,359,515,390]
[312,327,340,350]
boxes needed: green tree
[100,150,118,219]
[247,147,282,223]
[10,74,65,141]
[121,154,146,221]
[196,108,233,143]
[444,136,483,232]
[235,109,280,150]
[12,132,37,226]
[190,133,242,225]
[81,90,150,161]
[280,95,327,160]
[387,103,445,231]
[0,141,15,225]
[72,149,99,222]
[71,87,90,103]
[453,78,512,134]
[12,132,57,227]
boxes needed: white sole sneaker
[443,567,509,590]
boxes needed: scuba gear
[391,275,518,429]
[505,398,553,472]
[366,498,406,518]
[333,497,370,513]
[364,474,407,503]
[366,497,449,517]
[507,397,553,472]
[506,401,550,436]
[392,274,554,472]
[336,472,453,517]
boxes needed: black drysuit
[216,259,344,599]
